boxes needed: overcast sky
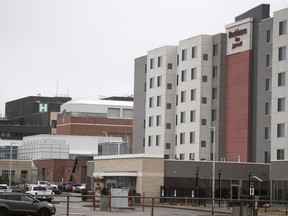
[0,0,287,116]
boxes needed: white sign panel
[226,18,253,55]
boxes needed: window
[265,102,271,115]
[181,70,187,82]
[277,123,285,137]
[190,110,196,122]
[166,103,172,109]
[51,120,57,128]
[189,153,195,160]
[144,64,147,73]
[156,135,160,146]
[213,44,218,56]
[175,135,177,146]
[278,72,286,86]
[212,66,218,78]
[192,46,197,58]
[212,88,217,99]
[149,116,153,127]
[122,109,133,118]
[180,132,185,144]
[191,67,197,79]
[181,91,186,103]
[166,123,171,129]
[277,149,284,160]
[176,95,178,106]
[167,83,172,89]
[202,97,207,104]
[212,109,217,121]
[202,75,208,82]
[279,46,286,61]
[264,151,270,163]
[191,89,196,101]
[175,115,178,126]
[179,153,185,160]
[177,55,179,66]
[180,111,186,123]
[278,97,285,112]
[167,63,173,69]
[157,56,162,67]
[265,78,271,91]
[266,54,272,67]
[165,143,170,149]
[150,58,154,69]
[265,126,271,140]
[190,132,195,143]
[156,115,161,126]
[157,95,162,107]
[279,20,287,35]
[2,170,15,182]
[201,119,207,125]
[108,108,120,118]
[149,97,153,108]
[149,77,154,88]
[201,140,206,147]
[266,30,272,43]
[203,54,208,60]
[182,49,187,61]
[157,76,162,87]
[148,136,152,146]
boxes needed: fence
[50,194,288,216]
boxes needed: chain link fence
[51,194,288,216]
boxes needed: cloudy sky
[0,0,287,116]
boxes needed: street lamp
[210,126,216,215]
[218,170,222,207]
[195,167,199,205]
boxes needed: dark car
[65,183,80,192]
[0,192,56,216]
[58,182,72,191]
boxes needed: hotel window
[202,97,207,104]
[203,54,208,61]
[191,89,196,101]
[190,110,196,122]
[157,56,162,67]
[277,149,284,160]
[149,77,154,88]
[265,126,271,140]
[150,58,154,69]
[265,78,271,91]
[166,103,172,109]
[266,30,272,43]
[167,83,172,89]
[182,49,187,61]
[213,44,218,56]
[191,67,197,79]
[164,155,169,159]
[149,116,153,127]
[148,136,152,146]
[157,95,162,107]
[181,70,187,82]
[190,132,195,144]
[202,75,208,82]
[167,63,173,69]
[192,46,197,58]
[212,66,218,78]
[156,115,161,126]
[179,153,185,160]
[156,135,160,146]
[165,143,170,149]
[279,20,287,35]
[266,54,272,67]
[175,135,177,146]
[278,97,285,112]
[144,64,147,73]
[212,88,217,99]
[166,123,171,129]
[180,111,186,123]
[278,72,286,86]
[177,55,179,66]
[265,102,271,115]
[176,115,178,126]
[144,83,146,92]
[264,151,270,163]
[180,132,185,144]
[201,119,207,126]
[181,91,186,103]
[177,75,179,86]
[189,153,195,160]
[212,109,217,121]
[201,140,206,147]
[157,76,162,87]
[277,123,285,137]
[149,97,153,108]
[279,46,286,61]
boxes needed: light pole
[195,167,199,206]
[218,170,222,207]
[9,142,12,188]
[210,126,216,215]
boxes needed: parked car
[0,192,56,216]
[72,184,86,193]
[58,182,72,191]
[51,187,61,195]
[65,183,81,192]
[26,185,54,202]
